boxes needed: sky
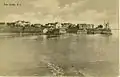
[0,0,119,29]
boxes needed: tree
[98,25,103,28]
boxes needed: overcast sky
[0,0,119,28]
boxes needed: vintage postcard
[0,0,119,77]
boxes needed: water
[0,30,119,77]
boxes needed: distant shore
[0,20,112,36]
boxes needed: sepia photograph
[0,0,119,77]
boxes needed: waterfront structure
[1,20,112,35]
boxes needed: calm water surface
[0,30,119,77]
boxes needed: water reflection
[0,31,119,76]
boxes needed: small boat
[47,35,60,38]
[101,28,112,35]
[77,29,87,34]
